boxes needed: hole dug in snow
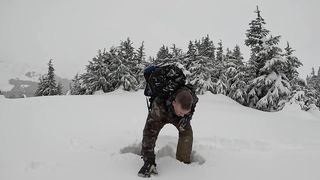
[120,142,206,165]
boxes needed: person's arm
[178,87,198,130]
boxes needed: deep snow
[0,90,320,180]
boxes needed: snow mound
[307,105,320,119]
[282,102,302,112]
[93,90,105,95]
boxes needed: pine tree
[223,46,247,104]
[119,37,135,62]
[188,55,215,95]
[70,74,85,95]
[215,43,227,95]
[135,41,147,89]
[136,41,146,64]
[57,82,63,95]
[213,40,227,93]
[35,59,61,96]
[311,67,315,77]
[202,35,215,59]
[307,67,318,91]
[187,41,196,58]
[233,45,244,64]
[80,49,113,94]
[225,48,233,60]
[216,40,224,62]
[245,6,270,77]
[287,76,318,111]
[185,36,218,94]
[108,40,139,91]
[171,44,183,58]
[156,45,171,63]
[245,6,291,111]
[79,38,142,94]
[195,35,215,59]
[306,67,320,109]
[153,44,186,69]
[109,55,138,91]
[283,42,303,82]
[216,74,227,95]
[186,41,197,70]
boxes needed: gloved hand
[178,114,192,131]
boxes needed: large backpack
[144,64,186,110]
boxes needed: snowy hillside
[0,91,320,180]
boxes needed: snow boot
[138,161,158,178]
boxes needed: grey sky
[0,0,319,79]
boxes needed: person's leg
[141,112,165,163]
[139,100,166,177]
[172,121,193,164]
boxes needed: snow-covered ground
[0,90,320,180]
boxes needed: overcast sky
[0,0,319,79]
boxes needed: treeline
[38,6,319,112]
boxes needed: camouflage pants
[141,98,193,164]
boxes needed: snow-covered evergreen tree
[245,6,270,77]
[186,41,197,69]
[155,45,171,64]
[216,40,224,62]
[135,41,147,89]
[233,45,244,63]
[136,41,146,64]
[188,55,215,94]
[119,38,135,63]
[109,53,139,91]
[245,6,291,111]
[152,44,186,73]
[283,42,303,82]
[35,59,62,96]
[285,77,319,111]
[318,67,320,107]
[79,38,142,94]
[119,38,145,90]
[70,74,85,95]
[80,49,112,94]
[57,82,63,95]
[216,74,227,95]
[306,67,320,109]
[214,40,230,95]
[224,46,247,104]
[171,44,183,58]
[195,35,215,59]
[186,37,216,94]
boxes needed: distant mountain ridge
[1,73,71,98]
[0,61,71,98]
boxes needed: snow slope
[0,91,320,180]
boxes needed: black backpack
[144,64,186,110]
